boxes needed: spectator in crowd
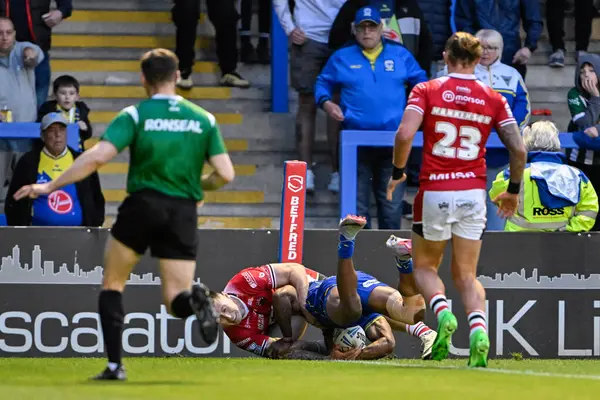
[415,0,454,75]
[327,0,433,75]
[565,53,600,230]
[489,121,598,232]
[274,0,346,193]
[547,0,597,67]
[0,17,44,211]
[240,0,271,64]
[171,0,250,89]
[454,0,543,79]
[5,112,105,227]
[37,75,92,152]
[1,0,72,109]
[315,6,427,229]
[439,29,531,230]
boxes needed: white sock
[468,310,487,338]
[407,321,433,338]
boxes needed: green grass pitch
[2,358,600,399]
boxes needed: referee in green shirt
[14,48,235,381]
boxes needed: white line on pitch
[344,360,600,381]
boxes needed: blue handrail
[339,130,579,219]
[0,123,81,150]
[271,6,288,113]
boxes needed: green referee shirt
[101,94,228,201]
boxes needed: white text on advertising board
[287,195,300,261]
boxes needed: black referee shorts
[111,189,198,260]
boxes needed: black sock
[98,290,124,366]
[171,291,194,318]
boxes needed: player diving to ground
[14,49,233,380]
[211,235,436,360]
[386,32,527,367]
[272,215,437,360]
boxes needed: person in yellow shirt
[4,112,104,226]
[489,120,598,232]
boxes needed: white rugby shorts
[412,189,487,241]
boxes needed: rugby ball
[333,326,367,352]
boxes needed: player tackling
[386,32,527,367]
[14,49,234,380]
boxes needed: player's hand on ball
[492,191,519,218]
[330,345,361,360]
[13,183,53,200]
[386,176,406,201]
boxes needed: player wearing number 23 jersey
[405,72,516,241]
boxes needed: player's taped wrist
[392,166,405,180]
[507,181,520,195]
[338,236,355,259]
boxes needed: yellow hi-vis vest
[489,154,599,232]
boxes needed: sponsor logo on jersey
[429,171,476,181]
[569,98,581,106]
[384,60,395,72]
[442,90,455,102]
[144,119,203,134]
[442,90,486,106]
[48,190,73,214]
[438,201,449,210]
[501,75,512,86]
[456,86,471,94]
[242,271,258,289]
[532,207,565,216]
[362,279,380,288]
[257,314,265,331]
[350,64,362,69]
[236,337,252,347]
[431,107,492,124]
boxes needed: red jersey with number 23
[223,265,320,356]
[405,73,516,191]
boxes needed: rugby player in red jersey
[211,263,327,358]
[386,32,527,367]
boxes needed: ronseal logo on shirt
[144,119,203,134]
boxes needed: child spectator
[565,53,600,230]
[37,75,92,152]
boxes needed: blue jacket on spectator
[454,0,543,67]
[315,39,427,130]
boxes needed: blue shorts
[305,271,388,329]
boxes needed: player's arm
[358,318,395,360]
[272,285,301,342]
[386,108,423,201]
[270,263,310,312]
[202,115,235,191]
[496,122,527,186]
[202,154,235,191]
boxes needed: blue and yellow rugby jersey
[32,149,83,226]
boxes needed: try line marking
[346,360,600,381]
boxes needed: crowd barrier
[0,227,598,359]
[340,130,579,219]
